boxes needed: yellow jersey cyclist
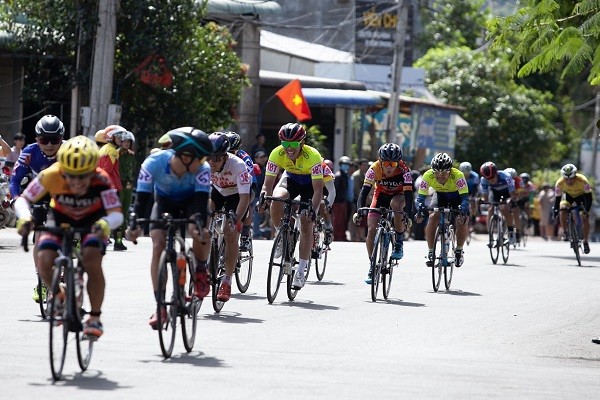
[126,128,213,329]
[415,152,469,267]
[352,143,413,283]
[259,122,324,290]
[553,163,593,254]
[15,136,123,339]
[207,132,252,302]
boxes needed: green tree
[488,0,600,85]
[415,47,570,172]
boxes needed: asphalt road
[1,227,600,399]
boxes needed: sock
[298,258,308,274]
[222,275,232,285]
[456,246,463,251]
[395,231,403,245]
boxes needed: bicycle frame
[429,207,458,292]
[208,209,237,312]
[566,205,583,266]
[482,200,510,265]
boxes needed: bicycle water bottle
[177,253,187,286]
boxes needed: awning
[206,0,282,15]
[260,70,367,90]
[302,88,384,107]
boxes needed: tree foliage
[414,47,570,172]
[488,0,600,85]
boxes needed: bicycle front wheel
[182,249,201,352]
[314,224,328,281]
[382,235,394,300]
[444,227,455,290]
[488,215,500,264]
[235,236,253,293]
[501,222,510,264]
[569,216,581,266]
[370,228,383,301]
[210,240,225,313]
[267,229,285,303]
[157,251,177,358]
[286,230,299,301]
[37,275,50,319]
[48,264,68,381]
[431,228,443,292]
[75,264,93,371]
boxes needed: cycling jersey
[98,142,122,191]
[555,174,592,198]
[10,142,60,197]
[418,168,468,197]
[19,163,121,227]
[211,153,252,197]
[465,170,480,196]
[363,160,412,195]
[322,161,334,183]
[265,144,323,185]
[480,171,515,196]
[136,149,211,201]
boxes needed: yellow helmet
[57,136,99,175]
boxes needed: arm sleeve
[583,192,593,213]
[191,191,210,227]
[133,191,153,219]
[403,190,414,216]
[357,184,371,209]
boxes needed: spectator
[333,155,352,241]
[5,133,25,173]
[0,134,10,157]
[118,131,138,248]
[252,150,268,239]
[350,158,369,241]
[251,133,267,159]
[537,183,555,240]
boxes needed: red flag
[275,79,312,121]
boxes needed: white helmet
[560,163,577,179]
[504,168,517,178]
[459,162,472,174]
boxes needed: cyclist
[10,115,64,303]
[126,127,213,329]
[415,153,469,267]
[97,125,132,251]
[259,122,324,290]
[519,172,537,219]
[480,161,521,243]
[352,143,413,283]
[208,132,252,302]
[458,161,480,229]
[14,136,123,339]
[224,131,256,253]
[553,164,592,254]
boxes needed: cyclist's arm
[403,189,414,216]
[9,154,32,197]
[311,178,324,214]
[13,195,32,220]
[582,192,593,213]
[356,184,372,209]
[0,136,9,156]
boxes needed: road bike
[427,207,461,292]
[263,195,311,303]
[516,207,529,248]
[482,200,511,264]
[23,225,95,381]
[310,209,331,282]
[565,205,584,266]
[134,214,202,358]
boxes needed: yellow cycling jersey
[265,144,324,180]
[417,167,469,195]
[555,173,591,198]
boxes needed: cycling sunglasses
[281,141,301,149]
[38,136,62,145]
[382,161,399,168]
[433,169,451,175]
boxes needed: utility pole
[88,0,117,137]
[591,90,600,178]
[385,0,408,143]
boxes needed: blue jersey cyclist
[479,161,521,243]
[126,127,213,329]
[458,161,480,226]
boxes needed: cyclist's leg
[36,233,61,289]
[81,236,105,336]
[425,193,441,264]
[559,199,570,239]
[390,193,406,259]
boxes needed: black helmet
[208,132,230,155]
[431,152,452,171]
[278,123,306,142]
[480,161,498,180]
[224,131,242,152]
[35,115,64,137]
[168,127,212,159]
[378,143,402,162]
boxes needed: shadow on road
[306,280,344,286]
[375,299,426,307]
[29,369,130,390]
[272,300,339,311]
[436,289,481,296]
[140,351,227,368]
[231,292,267,301]
[202,311,264,324]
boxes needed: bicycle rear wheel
[75,264,93,371]
[314,224,328,281]
[286,230,299,301]
[210,240,225,313]
[488,215,500,264]
[235,236,253,293]
[37,274,50,319]
[267,229,285,303]
[431,228,443,292]
[569,216,581,266]
[157,251,177,358]
[370,228,383,301]
[48,263,68,381]
[444,227,455,290]
[181,249,200,351]
[501,222,510,264]
[381,235,394,299]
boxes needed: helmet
[378,143,403,162]
[480,161,498,180]
[339,155,352,165]
[57,136,99,175]
[168,127,212,159]
[121,131,135,142]
[431,152,452,171]
[94,130,108,144]
[520,172,530,183]
[101,125,129,143]
[504,168,517,178]
[224,131,242,151]
[560,163,577,179]
[278,123,306,142]
[459,161,472,174]
[35,115,64,137]
[208,132,230,155]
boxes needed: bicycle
[263,195,311,303]
[426,207,461,292]
[517,207,529,248]
[207,209,239,312]
[23,224,95,381]
[310,208,331,282]
[565,205,584,266]
[134,214,202,358]
[481,200,511,264]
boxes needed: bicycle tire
[182,249,200,352]
[444,226,455,290]
[432,227,443,292]
[489,215,500,264]
[235,236,253,293]
[75,262,93,371]
[210,239,225,313]
[37,275,50,319]
[314,222,328,281]
[382,234,394,299]
[48,264,68,381]
[370,228,383,301]
[156,250,177,358]
[267,229,285,303]
[286,229,299,301]
[569,215,581,266]
[501,221,510,264]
